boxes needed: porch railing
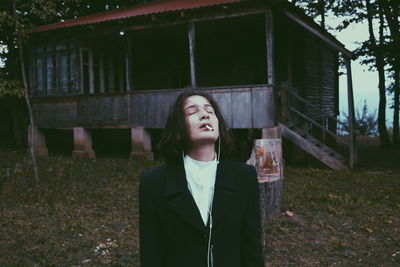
[280,87,356,169]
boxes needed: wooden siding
[31,86,275,129]
[303,33,338,121]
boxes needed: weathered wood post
[247,127,283,247]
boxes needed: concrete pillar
[130,127,153,160]
[72,127,95,159]
[28,126,48,156]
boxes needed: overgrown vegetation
[341,100,378,136]
[1,142,399,266]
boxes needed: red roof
[32,0,244,33]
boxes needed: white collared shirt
[183,154,217,225]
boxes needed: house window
[32,43,76,96]
[80,48,126,94]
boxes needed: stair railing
[281,87,355,168]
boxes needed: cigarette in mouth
[205,125,214,131]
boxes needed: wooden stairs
[280,123,349,171]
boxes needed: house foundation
[72,127,95,158]
[130,127,153,160]
[28,126,48,156]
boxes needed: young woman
[139,91,264,267]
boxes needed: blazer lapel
[164,162,207,233]
[211,161,239,227]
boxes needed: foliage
[0,78,27,98]
[341,100,378,136]
[0,0,152,79]
[1,148,399,265]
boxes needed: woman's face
[183,95,219,147]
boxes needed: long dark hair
[158,90,232,164]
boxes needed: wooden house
[27,0,356,169]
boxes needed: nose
[199,108,210,120]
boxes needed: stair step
[280,123,349,170]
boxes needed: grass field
[1,141,399,266]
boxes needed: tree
[290,0,335,29]
[0,0,152,181]
[293,0,398,148]
[380,0,399,147]
[341,100,378,136]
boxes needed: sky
[327,18,394,128]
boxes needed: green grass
[265,168,400,266]
[1,149,399,266]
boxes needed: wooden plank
[115,95,129,123]
[280,123,348,170]
[130,94,147,126]
[288,106,350,146]
[99,55,105,93]
[283,10,353,58]
[232,90,252,128]
[210,91,232,128]
[345,58,357,169]
[89,50,94,94]
[265,10,275,85]
[33,101,77,128]
[252,86,275,128]
[102,96,115,123]
[125,35,133,91]
[188,22,197,88]
[125,10,265,32]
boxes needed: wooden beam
[125,35,133,91]
[280,123,348,170]
[100,54,105,93]
[288,106,350,146]
[265,10,275,85]
[125,10,265,32]
[89,50,94,94]
[188,22,197,88]
[345,57,357,169]
[283,10,353,58]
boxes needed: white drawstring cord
[183,136,220,267]
[207,210,213,267]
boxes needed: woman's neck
[187,143,215,162]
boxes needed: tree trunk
[393,69,400,147]
[381,0,400,148]
[319,0,326,29]
[366,0,391,147]
[13,0,40,181]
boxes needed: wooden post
[345,57,357,168]
[188,22,197,88]
[125,34,133,91]
[247,127,283,249]
[265,10,275,85]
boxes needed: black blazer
[139,160,264,267]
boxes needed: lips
[199,123,214,131]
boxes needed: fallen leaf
[284,210,294,217]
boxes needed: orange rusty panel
[32,0,243,33]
